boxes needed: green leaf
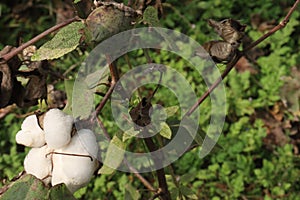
[63,79,74,115]
[143,6,160,26]
[73,0,81,3]
[98,136,125,174]
[0,175,75,200]
[0,174,48,200]
[31,22,85,61]
[122,127,139,142]
[159,122,172,139]
[180,172,196,183]
[179,185,198,200]
[164,106,179,117]
[169,187,180,200]
[124,183,141,200]
[48,184,76,200]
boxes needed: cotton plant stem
[142,133,171,200]
[96,117,157,193]
[1,17,80,61]
[94,56,158,193]
[186,0,300,116]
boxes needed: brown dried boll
[208,18,246,46]
[197,19,247,63]
[202,40,236,63]
[85,5,135,43]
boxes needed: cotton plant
[15,108,100,193]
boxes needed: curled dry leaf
[47,84,67,109]
[0,60,12,108]
[129,97,153,128]
[0,46,22,108]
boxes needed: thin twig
[126,161,157,192]
[186,52,242,116]
[1,17,80,61]
[106,54,119,84]
[186,0,300,116]
[244,0,300,52]
[93,55,119,116]
[94,83,115,115]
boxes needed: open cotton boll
[44,108,74,149]
[24,145,52,185]
[16,115,45,147]
[51,129,99,193]
[77,129,100,160]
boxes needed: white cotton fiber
[51,130,99,193]
[16,115,45,147]
[24,145,52,185]
[44,109,73,149]
[77,129,100,160]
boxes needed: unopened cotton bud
[24,145,52,185]
[16,115,45,147]
[51,129,99,193]
[44,108,73,149]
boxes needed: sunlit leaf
[98,136,125,174]
[123,127,139,142]
[31,22,84,61]
[164,106,179,118]
[159,122,172,139]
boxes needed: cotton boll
[24,145,52,185]
[16,115,45,147]
[51,129,99,193]
[44,108,74,149]
[77,129,100,160]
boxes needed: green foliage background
[1,0,300,199]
